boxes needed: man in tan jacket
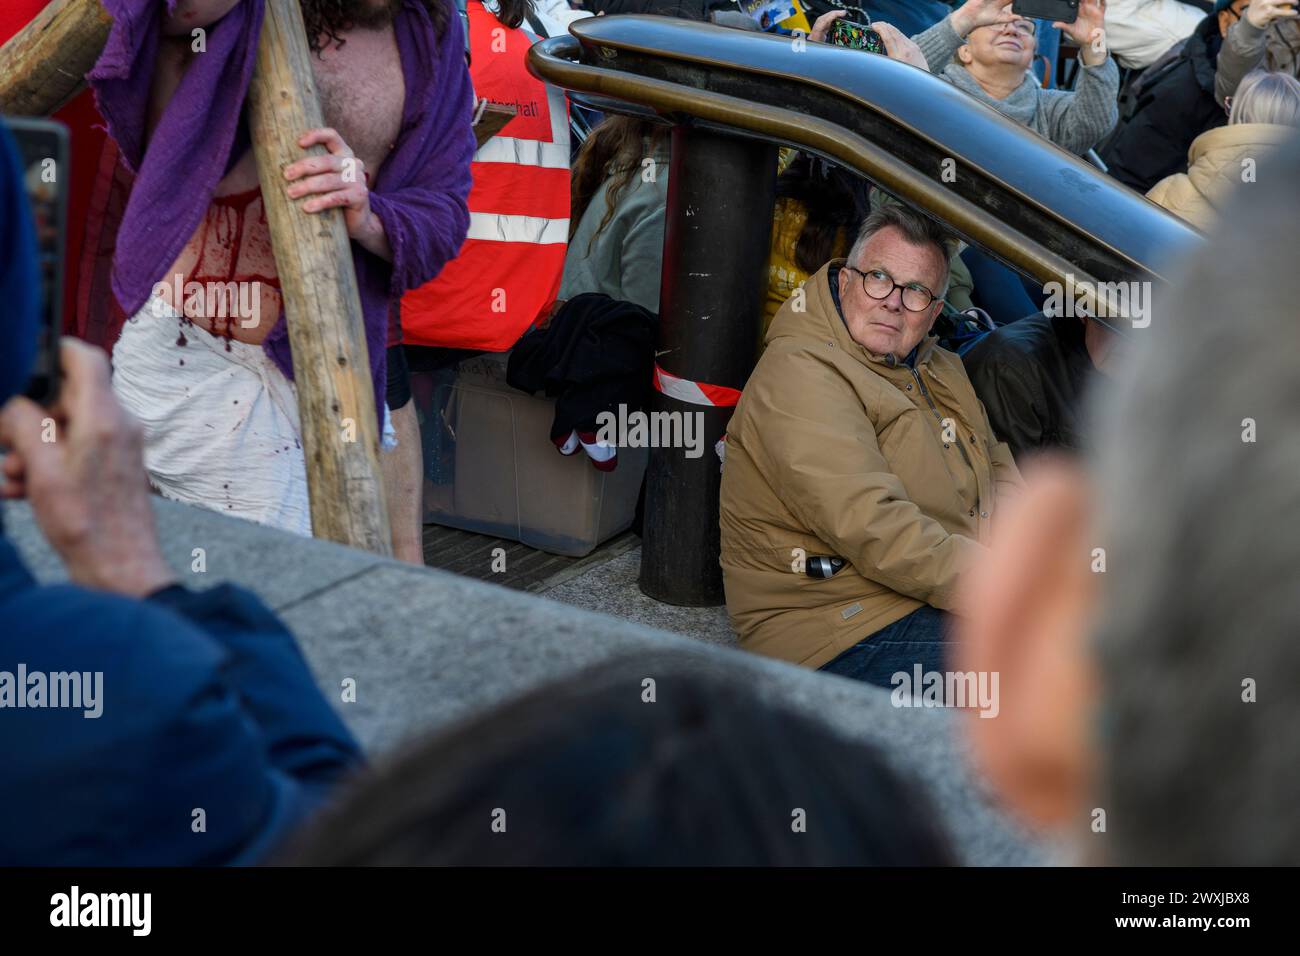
[720,204,1022,684]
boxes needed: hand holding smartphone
[1011,0,1079,24]
[828,17,887,54]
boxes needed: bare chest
[311,27,407,173]
[150,25,406,178]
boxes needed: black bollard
[638,123,777,606]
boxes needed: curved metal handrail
[529,17,1202,317]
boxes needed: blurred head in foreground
[958,134,1300,865]
[283,655,954,865]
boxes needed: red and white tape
[653,363,742,408]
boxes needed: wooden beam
[473,99,518,149]
[0,0,111,117]
[247,0,392,554]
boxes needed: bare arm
[162,0,243,36]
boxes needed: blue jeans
[818,606,953,689]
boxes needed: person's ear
[953,458,1099,831]
[957,43,973,65]
[926,298,944,330]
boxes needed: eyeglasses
[972,18,1038,37]
[845,266,937,312]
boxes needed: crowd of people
[1,0,1298,866]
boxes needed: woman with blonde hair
[1147,69,1300,230]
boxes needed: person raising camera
[924,0,1119,154]
[813,0,1119,156]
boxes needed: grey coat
[913,17,1120,155]
[559,144,671,313]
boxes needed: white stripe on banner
[465,212,570,245]
[474,136,571,169]
[655,367,712,406]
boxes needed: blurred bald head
[1088,133,1300,865]
[956,133,1300,865]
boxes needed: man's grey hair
[846,203,957,300]
[1087,132,1300,864]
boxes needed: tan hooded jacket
[1147,123,1296,231]
[719,260,1022,669]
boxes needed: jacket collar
[1187,122,1296,168]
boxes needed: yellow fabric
[778,1,811,33]
[762,197,849,337]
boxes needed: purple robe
[89,0,475,426]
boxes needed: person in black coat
[1100,0,1249,192]
[962,312,1119,460]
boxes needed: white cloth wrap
[112,296,314,537]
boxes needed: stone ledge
[2,498,1044,865]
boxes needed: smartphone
[5,117,68,406]
[1011,0,1079,24]
[828,18,887,55]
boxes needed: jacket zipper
[910,365,982,515]
[910,367,974,467]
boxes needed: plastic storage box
[411,354,647,557]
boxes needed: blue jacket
[0,523,363,865]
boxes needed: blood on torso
[147,22,406,346]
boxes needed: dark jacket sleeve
[964,352,1048,462]
[1215,18,1268,107]
[148,583,362,790]
[0,570,362,866]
